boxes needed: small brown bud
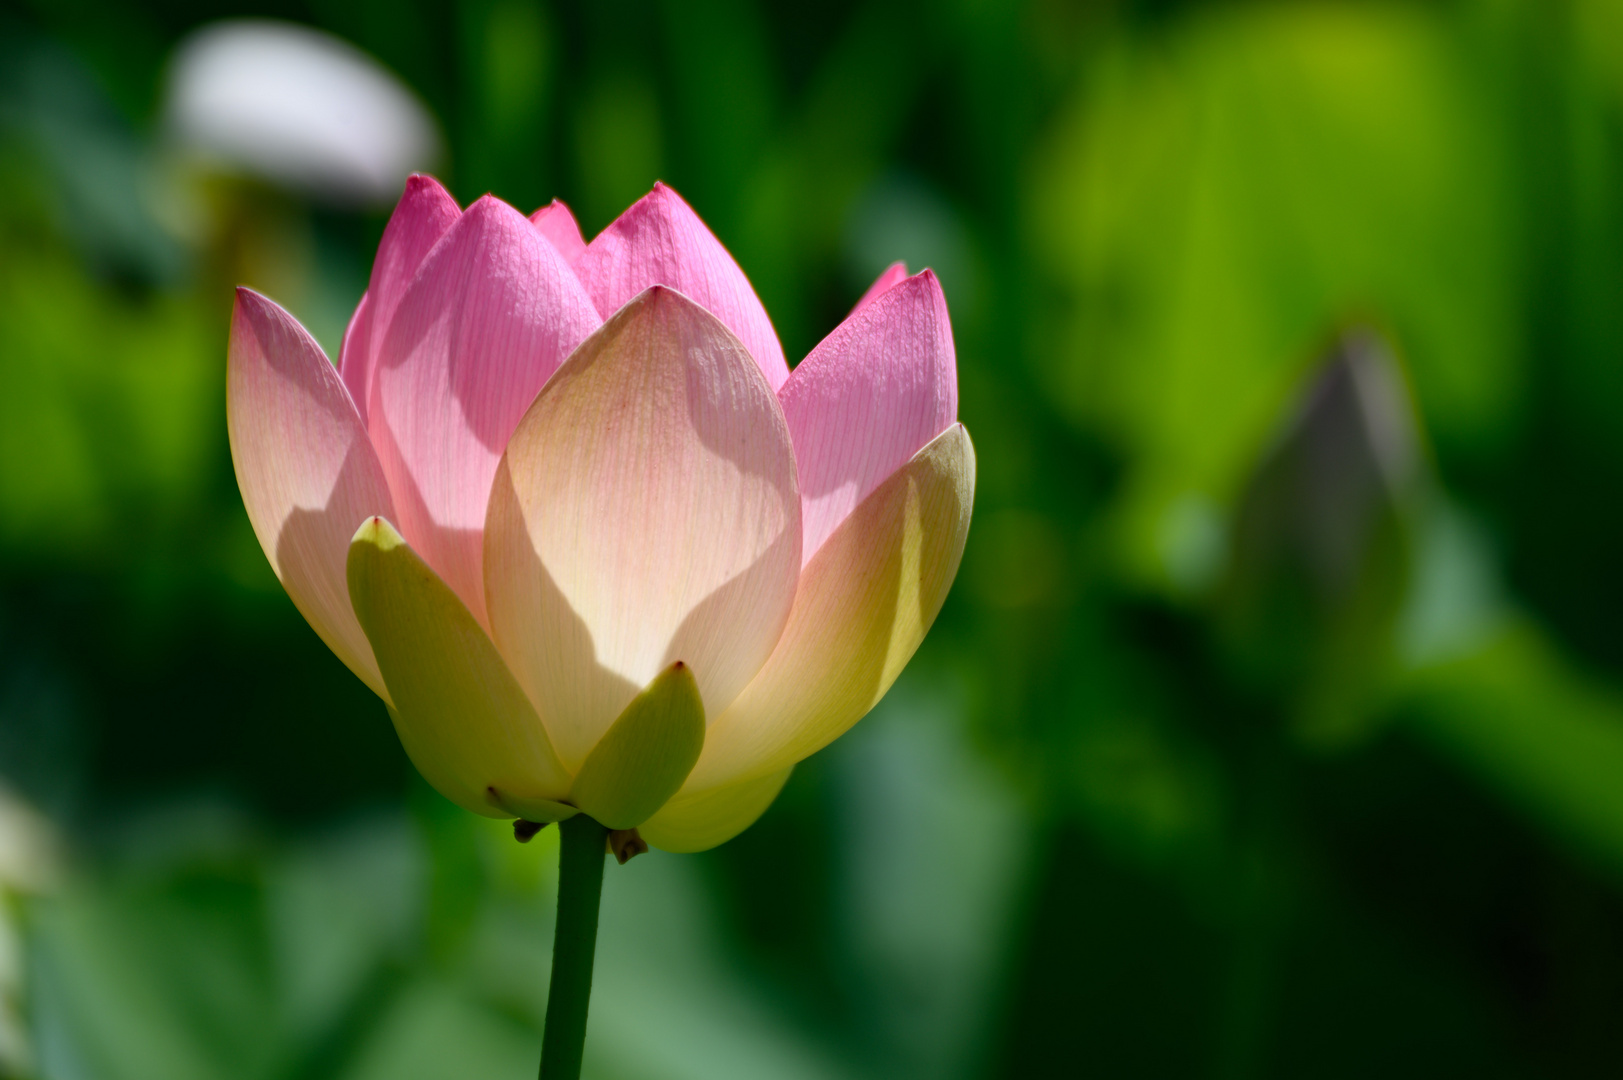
[607,828,648,864]
[513,819,548,843]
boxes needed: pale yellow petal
[639,767,793,853]
[569,661,706,830]
[484,286,800,769]
[684,424,975,792]
[347,516,573,818]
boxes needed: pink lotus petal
[572,183,789,391]
[485,286,801,770]
[337,289,370,383]
[851,260,908,315]
[341,175,461,424]
[685,424,975,792]
[369,194,601,626]
[778,269,958,565]
[530,199,587,264]
[227,288,396,702]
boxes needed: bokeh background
[5,0,1623,1076]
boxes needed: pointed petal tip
[613,182,689,226]
[232,285,271,317]
[622,282,703,321]
[898,266,944,299]
[575,179,787,388]
[850,262,920,315]
[631,181,693,220]
[457,192,549,238]
[401,173,455,201]
[350,514,405,550]
[530,198,585,239]
[460,193,530,226]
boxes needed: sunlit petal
[779,269,958,564]
[569,661,706,829]
[485,286,801,769]
[572,183,789,390]
[685,424,974,791]
[639,767,793,854]
[347,516,572,817]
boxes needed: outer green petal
[569,661,705,830]
[347,516,573,818]
[639,767,793,853]
[685,424,975,792]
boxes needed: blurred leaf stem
[538,815,608,1080]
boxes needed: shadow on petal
[660,523,800,719]
[485,456,640,771]
[362,408,491,626]
[685,426,974,791]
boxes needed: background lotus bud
[228,176,974,848]
[1217,327,1422,745]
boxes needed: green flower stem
[539,814,609,1080]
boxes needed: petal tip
[464,192,520,221]
[396,174,459,213]
[232,285,271,316]
[350,514,405,551]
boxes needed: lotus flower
[227,176,974,851]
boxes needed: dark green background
[5,0,1623,1076]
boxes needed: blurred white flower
[164,20,442,206]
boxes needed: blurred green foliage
[7,0,1623,1076]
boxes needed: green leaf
[569,661,706,829]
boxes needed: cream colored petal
[639,767,793,853]
[684,424,975,792]
[484,286,800,770]
[347,516,573,818]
